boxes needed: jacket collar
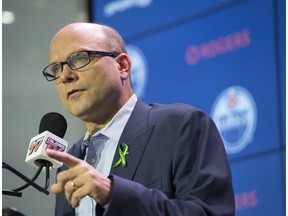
[110,99,154,180]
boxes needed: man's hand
[46,149,113,208]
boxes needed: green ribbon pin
[113,143,129,168]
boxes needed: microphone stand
[2,162,50,197]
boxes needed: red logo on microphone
[28,136,44,155]
[45,137,66,152]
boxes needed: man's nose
[58,64,79,83]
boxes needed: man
[45,22,235,216]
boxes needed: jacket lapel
[110,100,154,180]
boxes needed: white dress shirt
[75,94,137,216]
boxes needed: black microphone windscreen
[39,112,67,138]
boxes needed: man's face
[49,25,123,122]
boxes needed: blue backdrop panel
[231,152,284,215]
[277,0,286,147]
[91,0,246,39]
[120,0,279,159]
[280,151,286,204]
[90,0,285,215]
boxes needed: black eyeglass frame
[42,50,120,81]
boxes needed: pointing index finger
[46,149,81,168]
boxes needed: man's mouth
[67,89,82,98]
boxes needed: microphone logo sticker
[28,136,45,155]
[45,137,67,152]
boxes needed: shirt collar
[83,94,138,142]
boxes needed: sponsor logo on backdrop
[211,86,257,154]
[235,190,259,211]
[127,45,148,98]
[104,0,153,17]
[185,28,251,66]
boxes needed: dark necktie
[81,134,106,215]
[82,134,105,167]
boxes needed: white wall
[3,1,89,215]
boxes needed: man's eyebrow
[49,50,82,64]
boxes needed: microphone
[3,112,68,197]
[25,112,68,170]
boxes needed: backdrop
[90,0,286,215]
[2,0,285,216]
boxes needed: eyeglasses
[42,50,119,81]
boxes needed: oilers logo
[211,86,257,154]
[127,45,148,98]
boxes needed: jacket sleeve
[106,109,235,216]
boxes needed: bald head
[50,23,126,57]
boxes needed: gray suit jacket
[55,99,235,216]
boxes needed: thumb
[50,182,63,194]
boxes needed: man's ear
[116,53,131,80]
